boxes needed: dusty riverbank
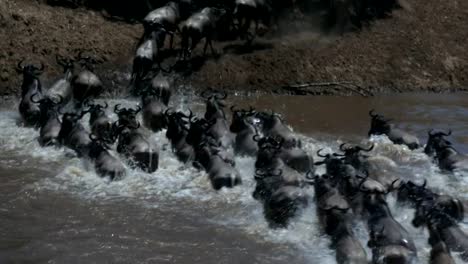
[1,0,467,97]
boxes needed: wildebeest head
[113,121,141,146]
[368,110,392,136]
[114,104,141,128]
[360,187,391,217]
[254,135,283,169]
[84,100,108,124]
[315,149,347,177]
[412,199,458,230]
[17,60,44,97]
[230,105,256,133]
[256,111,283,131]
[165,108,191,141]
[186,116,212,147]
[338,142,374,170]
[425,129,452,156]
[30,93,63,126]
[397,179,429,204]
[308,173,339,200]
[58,110,87,141]
[201,89,227,120]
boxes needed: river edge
[1,0,467,97]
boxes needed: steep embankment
[1,0,467,96]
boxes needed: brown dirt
[1,0,468,97]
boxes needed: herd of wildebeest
[125,0,403,93]
[15,54,468,264]
[12,0,468,263]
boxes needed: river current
[1,93,468,263]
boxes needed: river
[1,93,468,263]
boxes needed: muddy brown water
[1,93,468,263]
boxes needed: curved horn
[102,101,109,109]
[428,129,434,137]
[253,134,261,142]
[369,109,377,118]
[201,89,213,99]
[185,109,194,119]
[114,104,122,114]
[441,130,452,137]
[358,173,370,192]
[164,107,175,116]
[53,95,64,105]
[358,143,374,152]
[320,205,350,212]
[333,153,346,157]
[30,93,41,103]
[388,179,402,193]
[17,59,25,71]
[339,143,349,151]
[134,106,142,114]
[230,105,238,113]
[317,149,329,158]
[89,133,98,141]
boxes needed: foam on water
[2,97,468,263]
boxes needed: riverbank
[1,0,467,96]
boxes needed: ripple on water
[1,96,468,264]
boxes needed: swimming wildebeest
[368,110,420,150]
[17,60,44,127]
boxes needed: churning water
[1,93,468,263]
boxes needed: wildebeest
[114,104,141,129]
[311,173,367,263]
[85,101,113,142]
[46,55,74,105]
[140,75,172,132]
[423,130,468,171]
[434,146,468,172]
[71,53,103,103]
[424,129,453,158]
[413,202,468,261]
[30,93,63,146]
[230,106,259,156]
[200,89,234,148]
[130,30,167,93]
[368,110,420,150]
[233,0,272,41]
[256,111,300,148]
[179,7,227,60]
[398,179,465,223]
[195,136,241,190]
[88,134,126,180]
[17,60,44,127]
[364,192,417,263]
[255,168,309,227]
[142,1,182,49]
[57,111,91,156]
[165,109,195,163]
[114,122,159,173]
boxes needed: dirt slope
[1,0,467,96]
